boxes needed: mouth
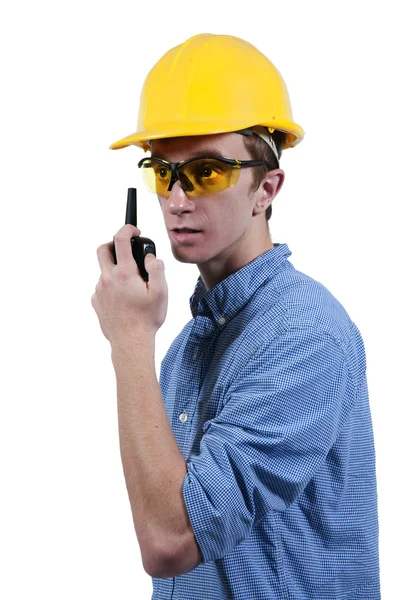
[170,228,203,241]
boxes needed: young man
[92,34,380,599]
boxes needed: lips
[174,228,201,233]
[171,229,203,241]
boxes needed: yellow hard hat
[109,33,304,152]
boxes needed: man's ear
[254,169,285,214]
[263,169,285,200]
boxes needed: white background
[1,1,396,598]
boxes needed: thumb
[145,253,165,281]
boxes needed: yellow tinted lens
[141,160,171,194]
[181,158,240,196]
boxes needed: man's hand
[91,224,168,345]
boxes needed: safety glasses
[137,155,272,198]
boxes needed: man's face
[150,132,278,289]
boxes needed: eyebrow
[152,148,225,161]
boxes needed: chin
[171,247,199,263]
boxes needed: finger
[113,224,142,268]
[114,223,141,238]
[96,242,115,274]
[144,253,164,284]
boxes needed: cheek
[207,197,244,234]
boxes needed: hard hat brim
[109,120,305,152]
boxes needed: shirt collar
[189,243,293,321]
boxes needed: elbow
[142,536,179,578]
[144,549,179,579]
[144,534,203,578]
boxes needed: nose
[164,180,195,215]
[167,169,194,193]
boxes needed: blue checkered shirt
[152,243,380,600]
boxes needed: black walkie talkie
[111,188,156,282]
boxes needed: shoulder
[247,268,367,387]
[259,266,361,351]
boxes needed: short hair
[242,130,286,222]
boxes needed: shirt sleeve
[181,327,356,563]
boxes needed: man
[91,33,380,599]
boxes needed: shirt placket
[174,314,216,458]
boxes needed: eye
[153,165,169,179]
[158,168,169,179]
[201,166,214,177]
[196,163,221,180]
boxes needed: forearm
[111,338,189,569]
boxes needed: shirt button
[179,411,188,423]
[218,316,226,325]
